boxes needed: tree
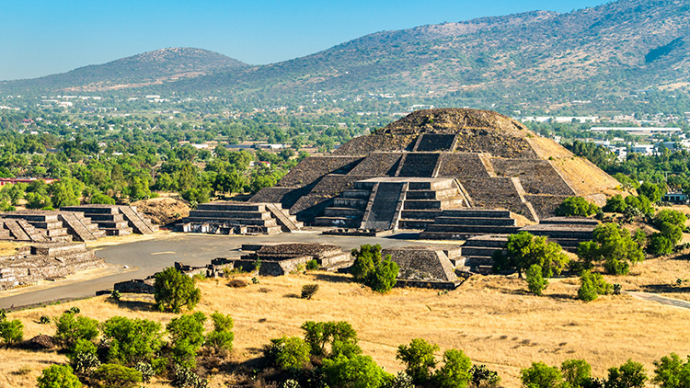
[154,267,201,313]
[301,320,358,357]
[561,359,593,388]
[578,270,612,302]
[167,312,207,369]
[90,192,116,205]
[37,365,82,388]
[493,232,569,278]
[647,233,675,256]
[396,338,440,385]
[270,336,311,371]
[351,244,399,293]
[576,224,644,275]
[471,364,502,388]
[205,312,234,354]
[653,353,690,388]
[322,354,393,388]
[49,180,80,208]
[603,195,627,213]
[0,318,23,346]
[606,360,647,388]
[555,197,599,217]
[639,182,664,203]
[101,316,163,365]
[434,349,472,388]
[520,362,563,388]
[54,311,99,349]
[91,364,143,388]
[526,264,548,296]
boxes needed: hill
[1,47,247,92]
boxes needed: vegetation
[351,244,399,293]
[526,264,548,296]
[101,316,164,365]
[91,363,143,388]
[166,312,208,369]
[0,316,23,346]
[555,197,599,217]
[576,223,645,275]
[578,270,613,302]
[54,310,99,349]
[37,365,82,388]
[493,232,569,278]
[154,267,201,313]
[301,284,320,300]
[205,312,235,355]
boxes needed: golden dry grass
[2,255,690,387]
[0,241,23,256]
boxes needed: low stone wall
[114,278,155,294]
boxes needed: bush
[322,354,393,388]
[72,351,101,374]
[520,361,563,388]
[603,194,627,213]
[167,312,207,369]
[301,284,319,300]
[606,360,647,388]
[396,338,439,385]
[526,264,548,296]
[205,312,234,354]
[54,311,99,348]
[101,316,164,365]
[37,365,82,388]
[39,315,51,324]
[110,290,121,301]
[578,270,612,302]
[0,318,24,346]
[306,259,320,270]
[653,353,690,388]
[351,244,399,293]
[154,267,201,313]
[172,364,208,388]
[493,232,569,278]
[92,364,142,388]
[434,349,472,388]
[134,362,155,383]
[555,197,599,217]
[647,233,674,256]
[561,359,592,388]
[470,364,501,387]
[270,336,311,371]
[228,278,248,287]
[577,223,644,275]
[301,321,358,357]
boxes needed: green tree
[271,336,311,371]
[101,316,163,365]
[37,365,82,388]
[576,223,644,275]
[639,182,664,203]
[653,353,690,388]
[54,311,99,349]
[396,338,440,385]
[606,360,647,388]
[205,312,234,354]
[521,361,563,388]
[90,192,116,205]
[167,312,207,369]
[322,354,393,388]
[91,364,143,388]
[526,264,548,296]
[0,318,23,346]
[555,197,599,217]
[578,270,612,302]
[603,195,627,213]
[154,267,201,313]
[301,320,358,357]
[561,359,593,388]
[647,233,675,256]
[493,232,569,278]
[351,244,399,293]
[434,349,472,388]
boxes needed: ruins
[176,201,302,235]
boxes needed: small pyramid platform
[61,205,158,236]
[251,108,619,228]
[176,201,302,235]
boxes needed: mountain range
[2,0,689,112]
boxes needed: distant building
[630,144,654,155]
[590,127,682,136]
[0,177,59,187]
[664,191,688,204]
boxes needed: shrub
[603,194,627,213]
[322,354,393,388]
[134,362,155,383]
[577,223,644,275]
[205,312,234,354]
[110,290,121,301]
[306,259,320,270]
[647,233,674,256]
[555,197,599,217]
[228,278,248,288]
[561,359,592,388]
[72,351,101,374]
[520,361,563,388]
[578,270,612,302]
[606,360,647,388]
[351,244,399,293]
[39,315,51,324]
[301,321,358,357]
[653,353,690,388]
[37,365,82,388]
[396,338,440,385]
[434,349,472,388]
[172,364,208,388]
[526,264,548,296]
[54,311,99,348]
[92,364,142,388]
[154,267,201,313]
[470,364,501,387]
[270,336,311,371]
[494,232,569,278]
[167,312,207,369]
[101,316,164,365]
[301,284,320,300]
[0,318,24,346]
[69,307,80,314]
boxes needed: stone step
[528,229,594,240]
[353,181,377,190]
[424,225,522,234]
[463,236,509,248]
[195,203,266,212]
[405,188,459,200]
[439,209,512,218]
[400,209,444,219]
[94,221,131,229]
[3,213,60,222]
[324,207,364,217]
[313,217,361,228]
[82,213,126,222]
[44,228,69,237]
[62,206,119,214]
[408,180,455,191]
[182,217,278,227]
[266,203,301,232]
[540,217,599,226]
[31,221,64,229]
[460,247,503,257]
[404,198,463,210]
[342,190,372,199]
[433,217,516,226]
[464,256,496,266]
[333,198,368,209]
[119,206,156,234]
[188,210,273,220]
[398,219,434,229]
[104,228,133,236]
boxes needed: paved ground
[0,230,418,309]
[626,291,690,310]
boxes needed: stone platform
[177,201,302,235]
[61,205,158,236]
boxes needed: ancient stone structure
[251,109,618,230]
[61,205,158,236]
[1,210,106,242]
[0,242,105,290]
[177,201,302,235]
[382,246,465,289]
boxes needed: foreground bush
[154,267,201,313]
[91,364,142,388]
[0,317,24,346]
[54,311,99,349]
[578,270,613,302]
[351,244,399,293]
[205,312,234,354]
[101,316,163,365]
[37,365,82,388]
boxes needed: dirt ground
[2,253,690,388]
[132,197,190,226]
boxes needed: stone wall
[277,157,363,187]
[334,134,417,155]
[491,159,575,196]
[347,153,402,177]
[436,153,491,179]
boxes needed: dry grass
[0,241,23,256]
[2,257,690,387]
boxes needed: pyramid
[250,108,619,228]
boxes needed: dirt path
[626,291,690,309]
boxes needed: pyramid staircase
[0,218,48,242]
[420,208,521,240]
[458,235,508,274]
[1,212,75,242]
[61,205,158,236]
[178,202,299,235]
[520,217,598,252]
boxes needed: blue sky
[0,0,610,81]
